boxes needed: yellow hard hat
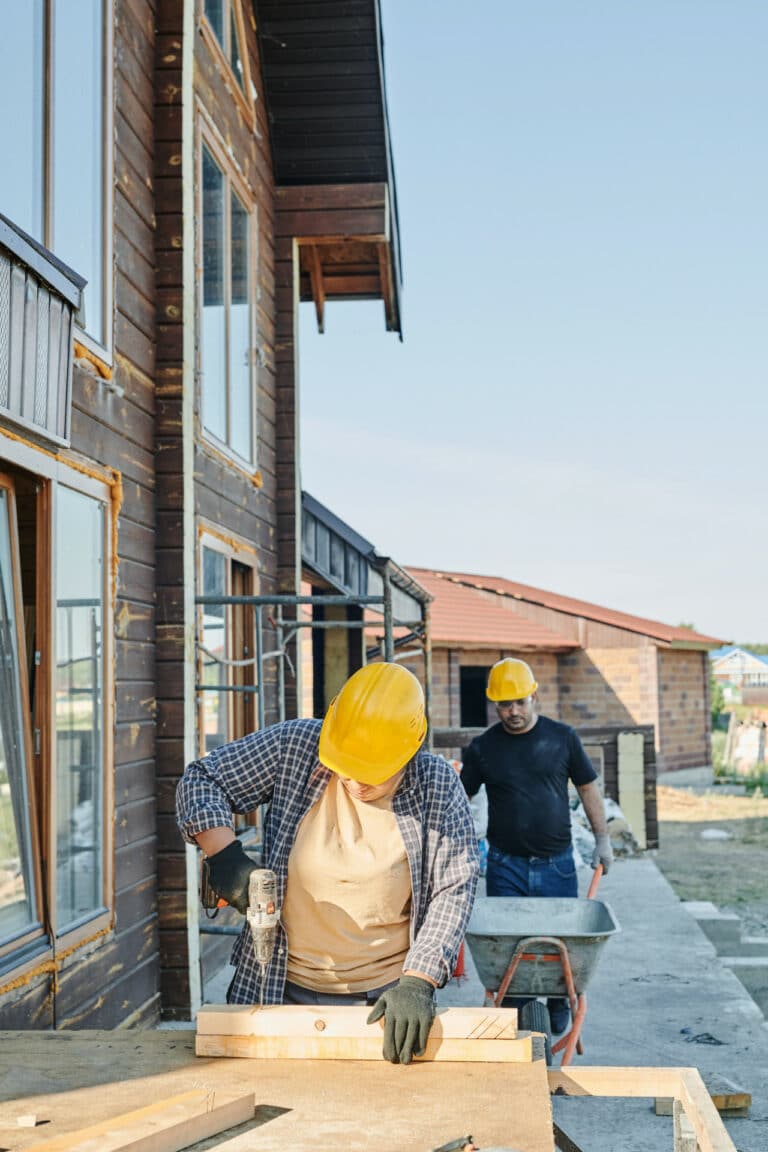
[486,658,538,702]
[319,663,427,785]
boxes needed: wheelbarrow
[464,868,620,1066]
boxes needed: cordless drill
[246,868,280,1007]
[200,860,280,1007]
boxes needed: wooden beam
[22,1089,254,1152]
[276,184,387,213]
[195,1004,531,1062]
[305,244,325,332]
[548,1067,737,1152]
[377,240,396,331]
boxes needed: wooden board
[0,1030,555,1152]
[20,1090,253,1152]
[196,1004,526,1062]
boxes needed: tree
[710,674,726,727]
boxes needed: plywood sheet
[0,1030,554,1152]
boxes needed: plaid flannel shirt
[176,719,479,1005]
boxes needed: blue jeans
[486,843,578,899]
[486,843,577,1029]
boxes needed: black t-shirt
[461,716,597,858]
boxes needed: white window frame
[196,113,259,470]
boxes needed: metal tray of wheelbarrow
[465,896,621,998]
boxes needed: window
[198,532,257,755]
[199,140,257,465]
[0,449,112,975]
[0,481,40,959]
[460,666,492,728]
[0,0,111,353]
[201,0,252,108]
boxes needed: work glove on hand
[591,832,614,876]
[367,976,436,1065]
[205,839,256,914]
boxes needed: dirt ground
[654,783,768,936]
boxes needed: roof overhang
[254,0,402,335]
[301,492,429,614]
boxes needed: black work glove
[366,976,436,1064]
[205,839,256,914]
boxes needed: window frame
[0,472,45,966]
[0,435,115,977]
[196,112,259,471]
[48,474,114,943]
[198,0,255,129]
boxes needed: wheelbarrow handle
[586,862,603,899]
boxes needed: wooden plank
[655,1072,751,1116]
[197,1003,518,1039]
[22,1089,253,1152]
[196,1031,534,1063]
[195,1004,531,1062]
[679,1068,738,1152]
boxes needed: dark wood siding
[155,0,282,1020]
[80,0,158,1028]
[153,0,188,1020]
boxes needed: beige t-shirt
[283,775,412,993]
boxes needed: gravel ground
[654,783,768,936]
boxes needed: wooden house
[0,0,401,1027]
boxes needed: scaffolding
[195,574,432,736]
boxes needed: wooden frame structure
[549,1066,737,1152]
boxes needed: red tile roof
[407,567,725,648]
[404,568,577,651]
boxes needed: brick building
[407,568,725,772]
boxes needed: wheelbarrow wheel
[519,999,552,1066]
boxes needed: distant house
[406,568,726,773]
[711,646,768,689]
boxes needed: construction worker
[460,657,613,1035]
[176,662,479,1065]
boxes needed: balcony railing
[0,214,85,448]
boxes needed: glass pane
[56,487,104,931]
[202,148,227,442]
[201,548,228,752]
[230,3,244,90]
[204,0,224,44]
[52,0,104,343]
[0,0,44,238]
[0,490,37,945]
[229,192,252,461]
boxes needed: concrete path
[448,857,768,1151]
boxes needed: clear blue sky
[298,0,768,643]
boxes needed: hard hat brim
[318,719,414,786]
